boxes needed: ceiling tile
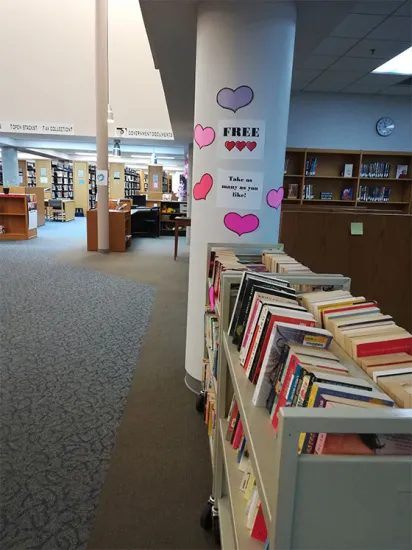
[348,39,411,59]
[378,85,412,95]
[331,14,386,38]
[343,73,407,93]
[351,1,405,15]
[328,56,385,72]
[312,36,359,56]
[294,55,338,71]
[367,15,412,42]
[304,71,362,92]
[394,2,412,17]
[292,69,321,90]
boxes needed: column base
[184,371,201,394]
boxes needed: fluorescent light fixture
[372,47,412,76]
[76,151,95,155]
[107,104,114,123]
[131,155,150,159]
[157,156,175,160]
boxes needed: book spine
[226,405,239,441]
[356,337,412,359]
[232,419,244,449]
[240,301,261,365]
[245,309,270,378]
[252,332,276,406]
[266,344,291,415]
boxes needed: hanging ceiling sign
[0,122,74,135]
[115,127,174,140]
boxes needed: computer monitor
[132,195,147,207]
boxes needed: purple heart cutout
[224,212,259,236]
[216,86,254,113]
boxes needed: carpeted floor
[0,219,216,550]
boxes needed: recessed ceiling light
[372,46,412,76]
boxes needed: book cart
[200,244,412,550]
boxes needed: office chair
[144,207,160,237]
[48,199,65,222]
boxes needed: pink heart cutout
[193,173,213,200]
[266,187,284,209]
[224,212,259,236]
[209,285,215,311]
[194,124,215,149]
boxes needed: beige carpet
[62,237,216,550]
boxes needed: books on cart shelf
[226,397,268,543]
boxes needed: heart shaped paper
[216,85,254,113]
[236,141,246,151]
[194,124,215,149]
[209,285,215,311]
[193,173,213,201]
[246,141,257,151]
[266,187,284,209]
[224,212,259,236]
[225,141,235,151]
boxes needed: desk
[172,217,191,260]
[47,199,75,222]
[130,207,160,237]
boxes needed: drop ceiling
[139,0,412,142]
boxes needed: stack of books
[202,359,216,440]
[226,398,268,543]
[358,185,391,202]
[305,158,318,176]
[303,290,412,409]
[228,276,412,455]
[361,162,390,178]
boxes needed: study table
[172,217,191,260]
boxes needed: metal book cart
[199,244,412,550]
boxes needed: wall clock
[376,117,394,137]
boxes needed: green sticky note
[351,222,363,235]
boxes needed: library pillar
[1,147,19,186]
[184,1,296,391]
[95,0,109,253]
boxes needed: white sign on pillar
[216,169,263,209]
[218,120,265,160]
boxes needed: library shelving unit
[201,244,412,550]
[51,161,74,199]
[0,193,37,240]
[27,162,36,187]
[124,168,141,198]
[89,165,97,209]
[283,148,412,213]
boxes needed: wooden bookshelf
[9,186,45,226]
[0,193,37,240]
[283,148,412,213]
[87,208,131,252]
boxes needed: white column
[1,147,19,186]
[184,1,296,391]
[95,0,109,252]
[186,142,193,244]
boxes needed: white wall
[288,93,412,152]
[0,0,172,137]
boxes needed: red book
[232,418,244,450]
[251,504,268,542]
[355,335,412,359]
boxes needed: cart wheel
[212,507,220,545]
[196,390,206,413]
[200,495,214,530]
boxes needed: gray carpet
[0,235,154,549]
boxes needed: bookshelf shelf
[219,420,262,550]
[303,199,355,203]
[0,212,26,216]
[305,176,358,180]
[218,497,237,550]
[284,174,303,178]
[360,177,411,182]
[358,201,410,205]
